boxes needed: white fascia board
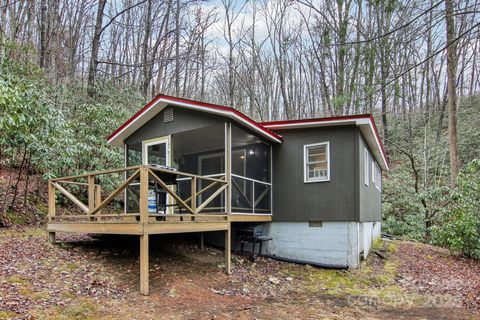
[356,119,389,171]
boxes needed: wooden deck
[46,165,271,295]
[47,214,271,235]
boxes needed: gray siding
[125,107,226,144]
[271,126,357,222]
[357,132,382,221]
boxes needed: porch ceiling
[172,125,225,156]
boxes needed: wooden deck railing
[48,165,229,223]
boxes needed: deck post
[88,175,95,221]
[139,166,150,295]
[139,166,149,223]
[225,223,231,274]
[140,234,149,295]
[191,176,197,214]
[48,181,56,243]
[94,185,102,217]
[48,181,56,222]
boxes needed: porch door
[199,150,245,212]
[199,153,225,211]
[143,136,170,167]
[143,136,171,213]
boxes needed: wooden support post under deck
[48,232,56,244]
[140,234,149,295]
[199,233,204,250]
[225,223,231,275]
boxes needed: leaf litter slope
[0,228,478,319]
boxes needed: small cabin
[47,94,388,294]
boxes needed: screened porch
[124,123,272,216]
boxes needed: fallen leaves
[396,241,480,310]
[0,229,126,318]
[0,228,478,319]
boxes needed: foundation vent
[308,221,323,228]
[164,108,174,122]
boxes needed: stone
[268,277,280,285]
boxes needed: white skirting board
[261,221,381,269]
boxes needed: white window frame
[375,163,382,191]
[364,149,369,186]
[372,161,376,185]
[142,135,171,166]
[304,142,330,183]
[142,135,172,213]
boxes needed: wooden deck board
[47,222,143,235]
[144,221,229,234]
[47,214,270,236]
[228,214,272,222]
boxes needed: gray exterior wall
[356,132,382,222]
[125,107,226,145]
[271,126,357,222]
[270,126,382,223]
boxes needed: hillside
[1,228,479,319]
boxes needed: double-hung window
[304,142,330,183]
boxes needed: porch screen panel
[171,124,226,212]
[125,142,142,213]
[231,125,272,214]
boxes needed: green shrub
[382,168,426,240]
[431,159,480,259]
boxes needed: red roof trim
[107,94,282,142]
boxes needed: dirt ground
[0,228,479,320]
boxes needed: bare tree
[87,0,106,97]
[445,0,459,187]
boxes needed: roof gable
[107,94,282,146]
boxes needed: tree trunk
[10,147,28,210]
[141,0,152,98]
[175,0,181,96]
[87,0,107,97]
[38,0,47,68]
[445,0,458,188]
[23,155,31,208]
